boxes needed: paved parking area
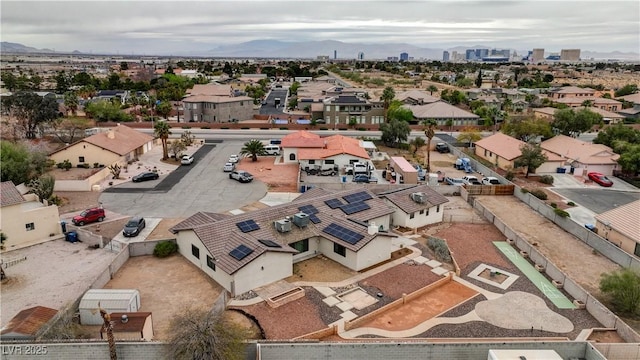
[552,188,640,214]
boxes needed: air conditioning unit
[292,213,309,228]
[410,192,426,204]
[274,219,292,233]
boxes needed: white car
[228,154,239,164]
[461,175,481,185]
[180,154,194,165]
[482,176,501,185]
[223,162,235,172]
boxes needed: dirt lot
[285,255,357,283]
[102,255,224,340]
[236,156,299,192]
[55,191,102,214]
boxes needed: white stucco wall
[177,231,233,293]
[283,148,299,164]
[232,252,292,296]
[388,202,444,229]
[318,238,358,269]
[0,201,63,251]
[354,236,392,271]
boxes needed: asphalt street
[260,88,288,115]
[552,188,640,214]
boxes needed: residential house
[380,185,449,229]
[0,306,58,341]
[548,86,596,99]
[396,90,440,105]
[616,93,640,120]
[171,187,397,296]
[540,135,620,176]
[0,181,64,251]
[186,84,232,97]
[101,312,154,341]
[182,95,254,123]
[553,97,622,112]
[281,131,370,171]
[49,124,154,168]
[532,107,625,124]
[594,200,640,257]
[474,133,527,170]
[322,95,385,125]
[405,102,480,127]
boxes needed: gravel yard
[236,156,299,193]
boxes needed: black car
[435,143,450,153]
[353,174,378,183]
[123,217,146,237]
[132,172,159,182]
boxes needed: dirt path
[476,196,620,296]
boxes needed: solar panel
[258,239,281,248]
[324,198,343,209]
[340,201,371,215]
[298,205,319,215]
[343,191,373,204]
[236,220,260,233]
[308,214,321,224]
[322,223,365,245]
[229,244,254,260]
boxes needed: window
[419,210,424,215]
[308,160,316,165]
[437,205,440,212]
[410,212,415,219]
[484,150,488,157]
[193,104,198,109]
[290,239,309,253]
[206,255,216,271]
[25,222,35,231]
[191,244,200,259]
[79,156,85,163]
[289,153,296,161]
[324,160,334,165]
[426,209,430,216]
[334,243,346,257]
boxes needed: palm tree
[63,91,79,116]
[239,139,266,162]
[381,86,395,122]
[423,119,436,172]
[154,121,171,160]
[427,85,438,95]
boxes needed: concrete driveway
[99,141,268,218]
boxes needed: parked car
[223,162,235,172]
[482,176,501,185]
[353,174,378,183]
[461,175,482,185]
[122,216,146,237]
[435,143,450,153]
[181,154,194,165]
[72,208,106,226]
[445,177,465,186]
[228,154,239,164]
[229,170,253,183]
[587,172,613,187]
[132,172,159,182]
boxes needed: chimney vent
[121,314,128,323]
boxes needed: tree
[169,140,187,159]
[2,92,60,139]
[386,101,414,123]
[410,137,425,155]
[1,141,50,185]
[64,91,79,116]
[613,142,640,175]
[239,139,266,162]
[156,101,173,119]
[600,269,640,316]
[154,121,172,160]
[475,70,482,87]
[28,174,55,203]
[54,71,70,93]
[108,164,122,179]
[457,128,482,147]
[614,84,638,98]
[167,307,247,360]
[427,85,438,95]
[501,117,554,142]
[423,119,436,171]
[85,100,132,122]
[514,142,548,178]
[380,119,411,147]
[594,124,640,148]
[581,99,593,107]
[381,86,395,121]
[552,108,601,137]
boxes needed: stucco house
[380,185,449,229]
[540,135,619,176]
[594,200,640,257]
[404,102,480,127]
[397,90,440,105]
[49,124,154,168]
[474,133,526,171]
[170,187,396,296]
[281,131,371,172]
[533,106,624,125]
[0,181,64,252]
[182,95,254,123]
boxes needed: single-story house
[0,306,58,341]
[281,131,371,172]
[594,200,640,257]
[540,135,620,176]
[474,133,526,171]
[49,124,154,168]
[397,90,440,105]
[171,187,397,296]
[404,102,480,127]
[380,185,449,229]
[0,181,64,251]
[101,312,154,341]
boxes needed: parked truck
[345,162,369,175]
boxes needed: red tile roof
[281,130,324,148]
[298,134,369,159]
[474,133,526,161]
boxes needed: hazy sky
[2,0,639,54]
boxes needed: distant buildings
[560,49,581,61]
[442,51,450,62]
[357,52,364,60]
[400,52,409,61]
[531,48,545,63]
[333,50,337,60]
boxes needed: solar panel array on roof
[258,239,281,248]
[324,198,343,209]
[340,201,370,215]
[236,219,260,233]
[298,205,319,215]
[322,223,365,245]
[229,244,254,260]
[343,191,373,203]
[308,214,321,224]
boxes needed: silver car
[223,162,235,172]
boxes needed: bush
[530,189,548,200]
[427,236,452,262]
[554,208,570,218]
[153,241,178,258]
[539,175,554,185]
[550,202,557,208]
[520,188,529,194]
[505,170,515,181]
[567,201,576,206]
[93,162,100,168]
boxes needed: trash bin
[60,221,67,233]
[65,231,78,243]
[556,167,566,174]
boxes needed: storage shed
[79,289,141,325]
[0,306,58,341]
[389,157,418,184]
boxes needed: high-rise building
[400,52,409,61]
[465,49,476,60]
[334,50,337,59]
[476,49,489,59]
[532,48,545,63]
[442,51,450,62]
[357,52,365,60]
[451,51,458,61]
[491,49,510,58]
[560,49,581,61]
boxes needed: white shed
[79,289,141,325]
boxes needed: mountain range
[2,40,638,60]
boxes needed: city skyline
[1,0,639,55]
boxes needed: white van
[264,145,281,156]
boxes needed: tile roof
[396,90,440,104]
[405,102,479,120]
[474,133,526,161]
[616,93,640,104]
[50,125,153,157]
[552,86,596,94]
[595,200,640,243]
[171,212,230,232]
[0,181,25,207]
[298,134,370,160]
[331,95,366,104]
[107,312,152,333]
[182,95,253,103]
[1,306,58,337]
[554,97,622,105]
[379,185,449,214]
[292,187,334,202]
[172,188,395,275]
[187,84,232,97]
[541,135,619,165]
[281,130,325,148]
